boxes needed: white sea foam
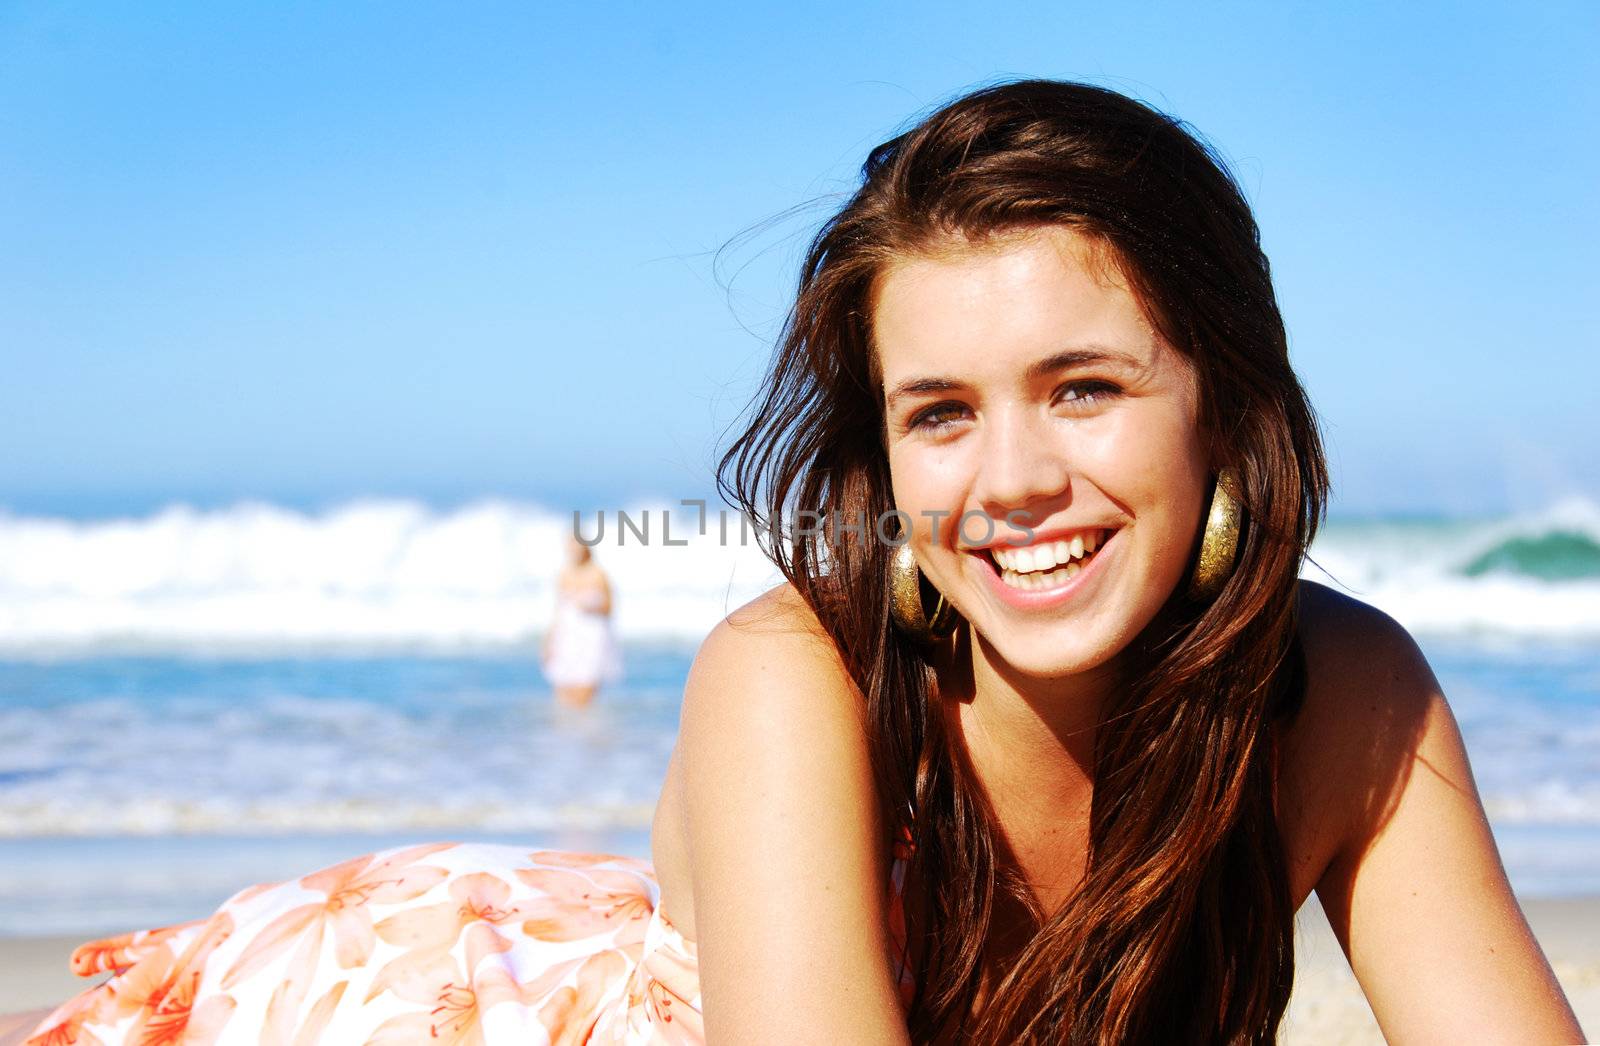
[1307,496,1600,639]
[0,499,782,653]
[1,496,1597,653]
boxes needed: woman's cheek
[1095,407,1204,497]
[889,451,950,542]
[910,450,970,532]
[1066,413,1134,471]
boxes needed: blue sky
[2,2,1595,518]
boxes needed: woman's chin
[968,625,1122,682]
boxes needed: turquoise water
[2,497,1598,935]
[1,634,1597,936]
[1462,530,1600,580]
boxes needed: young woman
[10,79,1582,1045]
[543,534,622,708]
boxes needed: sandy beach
[1284,895,1599,1043]
[1,895,1593,1040]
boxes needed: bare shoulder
[1285,584,1582,1039]
[1288,578,1441,743]
[697,579,851,671]
[1285,580,1442,778]
[1277,580,1446,901]
[677,581,868,747]
[1295,577,1432,681]
[654,582,864,905]
[668,581,909,1043]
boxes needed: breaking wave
[2,495,1598,653]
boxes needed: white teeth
[991,527,1112,588]
[1000,563,1073,591]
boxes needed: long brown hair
[718,80,1327,1044]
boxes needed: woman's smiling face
[874,225,1211,679]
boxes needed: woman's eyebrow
[1026,345,1143,381]
[884,375,966,405]
[884,345,1143,405]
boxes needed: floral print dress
[24,836,917,1045]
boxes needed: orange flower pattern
[24,840,916,1044]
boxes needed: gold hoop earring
[1188,467,1244,601]
[888,542,959,643]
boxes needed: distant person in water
[541,533,621,708]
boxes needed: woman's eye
[1057,380,1120,407]
[908,402,969,432]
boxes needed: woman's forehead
[870,227,1168,386]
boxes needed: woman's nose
[972,407,1071,523]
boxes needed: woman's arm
[676,584,912,1045]
[1305,589,1583,1043]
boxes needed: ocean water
[1,497,1598,935]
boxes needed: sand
[1,898,1594,1040]
[1284,895,1599,1043]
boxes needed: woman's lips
[969,527,1119,609]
